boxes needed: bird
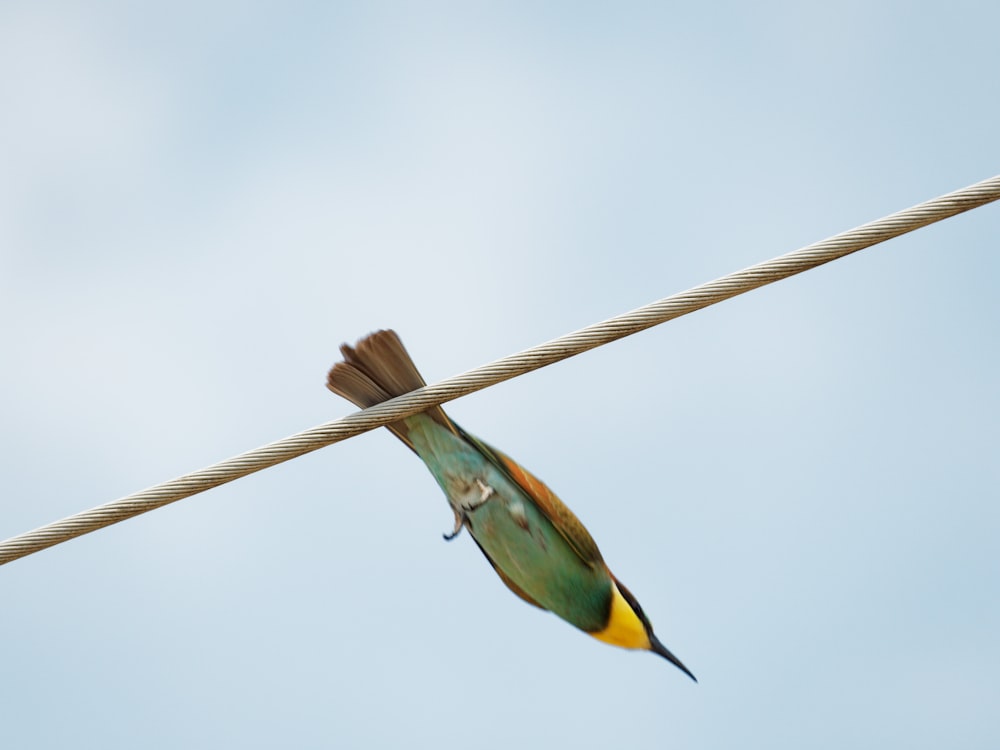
[327,329,695,680]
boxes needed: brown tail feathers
[326,329,455,448]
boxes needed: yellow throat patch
[590,582,652,650]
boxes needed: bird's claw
[442,478,495,541]
[476,478,495,503]
[443,510,466,541]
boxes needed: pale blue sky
[1,2,998,748]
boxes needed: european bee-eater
[327,330,695,680]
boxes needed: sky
[1,2,998,748]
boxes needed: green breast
[406,415,614,633]
[466,470,613,633]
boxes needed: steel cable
[2,174,998,566]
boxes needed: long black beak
[649,633,697,682]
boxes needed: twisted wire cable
[2,174,999,566]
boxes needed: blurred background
[1,2,998,748]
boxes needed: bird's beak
[649,633,697,682]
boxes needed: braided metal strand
[2,174,998,566]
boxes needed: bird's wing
[454,424,605,569]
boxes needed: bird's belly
[405,416,611,633]
[465,474,611,633]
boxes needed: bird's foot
[456,478,496,514]
[442,510,466,541]
[475,478,495,504]
[443,478,495,541]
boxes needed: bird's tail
[326,329,455,449]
